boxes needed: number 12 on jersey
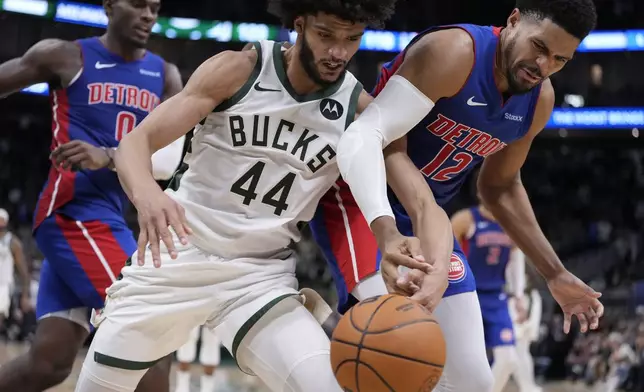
[230,161,295,216]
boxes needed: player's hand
[20,294,32,313]
[513,296,529,324]
[134,186,192,268]
[379,233,433,296]
[547,269,604,334]
[51,140,111,171]
[401,267,448,312]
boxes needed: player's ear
[294,16,305,34]
[507,8,521,28]
[103,0,115,17]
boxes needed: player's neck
[99,34,146,62]
[493,29,510,94]
[282,47,323,96]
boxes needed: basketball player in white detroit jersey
[0,209,32,326]
[72,2,453,391]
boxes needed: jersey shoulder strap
[213,41,266,112]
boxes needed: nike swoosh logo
[95,61,117,69]
[467,96,487,106]
[254,82,280,92]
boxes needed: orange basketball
[330,294,446,392]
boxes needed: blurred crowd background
[0,0,643,390]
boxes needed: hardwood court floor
[0,342,580,392]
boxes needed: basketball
[330,294,446,392]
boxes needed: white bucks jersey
[0,233,14,285]
[167,40,363,258]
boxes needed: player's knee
[493,345,519,371]
[452,364,494,392]
[283,352,341,392]
[29,341,77,387]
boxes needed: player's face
[0,218,6,232]
[503,9,579,94]
[296,13,365,86]
[107,0,160,48]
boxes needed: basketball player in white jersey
[0,209,32,332]
[509,285,543,392]
[174,326,221,392]
[71,1,456,391]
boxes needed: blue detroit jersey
[34,37,165,228]
[373,24,542,210]
[463,207,514,292]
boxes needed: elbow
[477,177,520,207]
[336,126,383,176]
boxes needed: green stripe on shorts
[94,352,163,371]
[231,294,296,362]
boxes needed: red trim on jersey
[34,90,75,228]
[460,238,470,258]
[320,183,380,292]
[491,26,512,107]
[55,215,127,299]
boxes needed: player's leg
[74,244,217,392]
[513,336,541,392]
[0,283,11,336]
[175,326,201,392]
[198,326,221,392]
[216,296,342,392]
[432,289,494,392]
[480,293,519,392]
[309,186,382,314]
[0,213,95,391]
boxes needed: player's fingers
[175,203,193,237]
[136,228,148,266]
[587,305,601,330]
[405,237,425,263]
[594,299,605,319]
[563,312,572,334]
[576,312,589,333]
[168,206,189,245]
[152,211,174,258]
[146,222,161,268]
[389,253,433,274]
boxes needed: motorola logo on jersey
[320,99,343,121]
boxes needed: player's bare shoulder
[401,28,475,101]
[24,39,82,85]
[185,48,260,103]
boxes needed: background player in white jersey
[72,1,448,391]
[174,326,221,392]
[509,284,543,392]
[0,209,32,334]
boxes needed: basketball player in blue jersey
[0,1,183,391]
[310,0,604,390]
[452,204,530,392]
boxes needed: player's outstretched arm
[450,208,474,245]
[477,80,603,333]
[336,29,472,267]
[115,50,258,267]
[150,62,186,180]
[0,39,78,98]
[384,137,453,311]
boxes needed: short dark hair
[516,0,597,40]
[267,0,397,30]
